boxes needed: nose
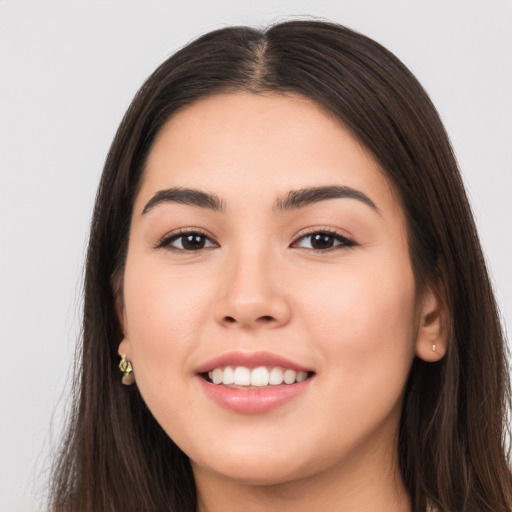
[214,250,292,330]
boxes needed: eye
[292,230,356,251]
[156,230,217,251]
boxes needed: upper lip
[195,351,313,374]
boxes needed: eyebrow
[274,185,378,213]
[141,185,378,215]
[142,187,226,214]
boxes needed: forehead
[136,92,401,216]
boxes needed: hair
[49,19,512,512]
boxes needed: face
[118,93,442,487]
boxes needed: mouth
[195,351,316,413]
[201,366,315,388]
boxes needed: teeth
[212,368,223,385]
[250,366,269,387]
[283,369,296,384]
[222,366,234,385]
[296,371,308,382]
[269,367,284,385]
[233,366,251,386]
[206,366,310,386]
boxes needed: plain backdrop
[1,1,511,510]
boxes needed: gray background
[1,1,511,510]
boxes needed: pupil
[183,234,205,250]
[312,233,334,249]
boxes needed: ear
[118,337,132,360]
[114,292,132,360]
[415,283,449,362]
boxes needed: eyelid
[154,227,218,250]
[153,226,357,252]
[291,226,357,250]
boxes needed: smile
[196,351,315,413]
[205,366,310,387]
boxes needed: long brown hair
[50,20,512,512]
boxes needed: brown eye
[158,232,217,251]
[181,234,206,250]
[293,231,356,251]
[309,233,336,250]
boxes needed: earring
[432,344,437,352]
[119,354,135,385]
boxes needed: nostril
[219,314,276,327]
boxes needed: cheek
[284,256,418,458]
[121,258,217,444]
[122,254,214,385]
[296,256,418,378]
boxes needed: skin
[118,93,447,512]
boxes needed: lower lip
[197,376,313,414]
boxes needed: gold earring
[119,354,135,385]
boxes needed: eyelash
[291,227,357,252]
[155,227,357,253]
[155,228,217,251]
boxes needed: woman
[50,20,512,511]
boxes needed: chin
[195,456,310,487]
[188,436,324,487]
